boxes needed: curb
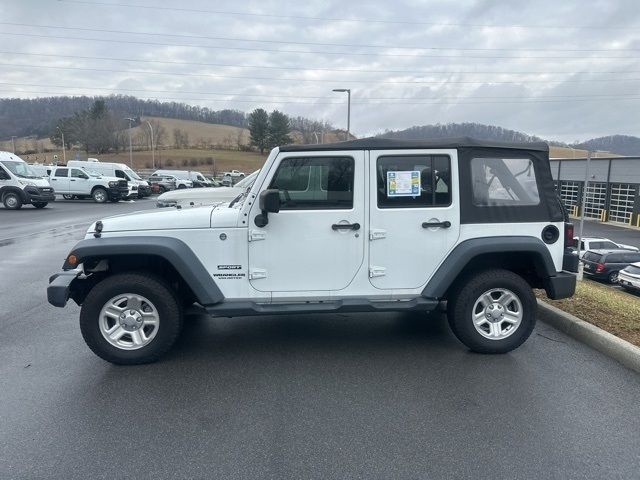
[537,299,640,373]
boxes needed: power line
[56,0,640,31]
[3,81,640,101]
[1,21,637,52]
[5,62,640,85]
[3,88,640,105]
[3,50,639,76]
[1,31,636,60]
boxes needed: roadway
[1,201,639,479]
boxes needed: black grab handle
[332,223,361,231]
[422,221,451,229]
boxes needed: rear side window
[54,168,68,177]
[377,155,451,208]
[471,157,539,206]
[606,254,625,263]
[269,156,354,210]
[583,252,602,262]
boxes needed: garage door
[559,181,581,215]
[583,182,607,220]
[608,183,636,224]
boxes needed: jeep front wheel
[447,269,536,354]
[80,273,183,364]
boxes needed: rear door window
[606,254,625,263]
[54,168,68,177]
[624,253,640,263]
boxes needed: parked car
[147,175,177,193]
[68,160,151,198]
[221,169,246,185]
[49,166,128,203]
[152,169,212,188]
[156,170,259,208]
[47,138,577,364]
[618,263,640,293]
[581,249,640,283]
[573,237,639,258]
[0,151,56,209]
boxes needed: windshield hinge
[369,229,387,241]
[248,230,266,242]
[369,266,386,278]
[249,268,267,280]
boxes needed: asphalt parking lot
[1,201,639,479]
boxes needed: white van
[69,160,151,198]
[152,169,212,188]
[0,151,56,209]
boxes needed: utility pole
[125,117,135,167]
[332,89,351,140]
[145,120,155,169]
[11,136,16,153]
[577,150,592,267]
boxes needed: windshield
[0,160,39,178]
[125,168,141,180]
[235,170,259,188]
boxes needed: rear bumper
[47,271,80,307]
[562,250,579,273]
[545,272,577,300]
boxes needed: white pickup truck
[49,166,129,203]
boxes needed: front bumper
[139,185,152,196]
[108,186,129,200]
[24,186,56,203]
[47,271,81,307]
[545,271,577,300]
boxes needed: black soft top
[279,136,549,153]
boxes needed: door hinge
[248,230,266,242]
[369,229,387,241]
[249,268,267,280]
[369,266,386,278]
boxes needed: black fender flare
[422,236,558,299]
[64,236,224,305]
[0,185,28,203]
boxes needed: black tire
[177,184,186,189]
[2,192,22,210]
[62,194,74,200]
[608,271,619,284]
[92,187,108,203]
[109,198,119,203]
[158,186,167,193]
[447,269,536,354]
[32,202,48,209]
[80,273,183,365]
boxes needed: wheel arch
[423,236,558,300]
[64,236,224,306]
[0,186,28,202]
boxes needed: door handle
[332,223,360,231]
[70,179,76,182]
[422,221,451,229]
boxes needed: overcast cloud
[1,0,640,141]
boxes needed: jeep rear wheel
[80,273,183,364]
[3,192,22,210]
[447,269,536,354]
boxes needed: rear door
[50,167,70,193]
[368,150,460,290]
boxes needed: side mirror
[254,189,281,228]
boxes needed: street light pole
[145,120,155,169]
[125,117,135,168]
[11,136,16,153]
[56,127,66,164]
[332,88,351,140]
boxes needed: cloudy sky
[1,0,640,141]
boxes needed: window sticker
[387,170,420,197]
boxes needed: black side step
[204,297,439,317]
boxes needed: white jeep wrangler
[48,138,578,364]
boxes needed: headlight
[108,181,118,187]
[19,180,36,186]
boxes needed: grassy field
[537,280,640,346]
[549,145,618,158]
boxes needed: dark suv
[582,250,640,283]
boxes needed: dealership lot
[1,202,639,479]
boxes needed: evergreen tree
[267,110,291,149]
[248,108,269,154]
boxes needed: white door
[69,168,90,194]
[368,150,460,290]
[248,151,365,292]
[50,167,70,193]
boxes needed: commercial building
[550,157,640,226]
